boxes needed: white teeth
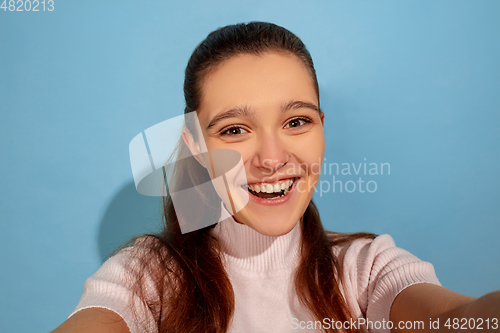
[246,178,295,194]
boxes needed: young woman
[53,22,499,333]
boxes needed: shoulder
[331,233,441,329]
[69,235,170,333]
[331,233,431,277]
[331,233,404,273]
[89,236,166,286]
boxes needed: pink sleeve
[68,245,159,333]
[339,234,441,333]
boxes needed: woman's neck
[211,208,302,272]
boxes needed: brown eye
[221,126,248,136]
[284,117,310,129]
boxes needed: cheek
[293,133,325,174]
[205,138,253,175]
[205,137,223,149]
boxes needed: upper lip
[242,176,299,186]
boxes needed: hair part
[184,22,320,132]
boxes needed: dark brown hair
[127,22,376,333]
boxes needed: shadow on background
[97,181,163,263]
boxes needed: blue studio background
[1,1,499,332]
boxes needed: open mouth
[242,178,296,200]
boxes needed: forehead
[198,52,318,119]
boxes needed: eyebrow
[206,106,253,130]
[281,100,320,114]
[206,100,320,130]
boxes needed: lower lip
[244,178,297,206]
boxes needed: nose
[251,132,290,176]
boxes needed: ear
[181,127,206,168]
[320,111,325,127]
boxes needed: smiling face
[193,52,325,236]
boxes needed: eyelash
[220,126,248,136]
[284,117,312,129]
[219,117,312,136]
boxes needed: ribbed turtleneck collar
[210,205,302,272]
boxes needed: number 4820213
[1,0,54,11]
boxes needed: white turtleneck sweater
[69,214,440,333]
